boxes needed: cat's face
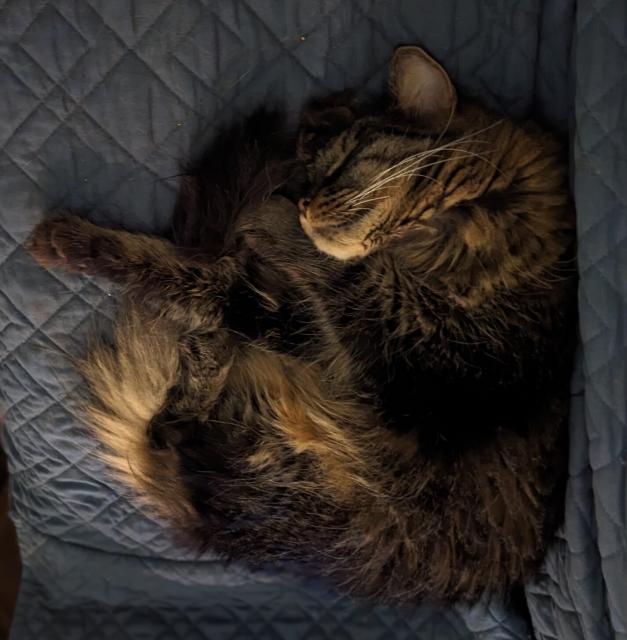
[298,46,459,260]
[298,48,574,303]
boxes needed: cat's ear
[298,90,357,160]
[389,46,457,127]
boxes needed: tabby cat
[27,46,577,604]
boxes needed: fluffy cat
[27,46,577,604]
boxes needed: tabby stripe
[320,128,373,188]
[443,163,474,195]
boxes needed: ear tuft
[389,46,457,127]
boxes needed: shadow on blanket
[0,434,20,640]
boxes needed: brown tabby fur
[26,46,577,604]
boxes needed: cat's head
[297,47,572,296]
[297,45,459,260]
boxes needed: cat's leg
[28,214,239,327]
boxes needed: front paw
[27,214,98,272]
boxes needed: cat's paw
[27,214,98,272]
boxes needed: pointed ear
[389,46,457,127]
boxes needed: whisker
[348,149,464,202]
[365,121,502,185]
[443,146,504,175]
[346,195,390,207]
[353,150,449,194]
[348,152,480,204]
[349,142,503,205]
[410,172,444,187]
[432,104,455,150]
[344,120,506,207]
[348,158,444,200]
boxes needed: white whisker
[342,119,507,208]
[410,172,444,187]
[348,152,481,205]
[346,195,390,208]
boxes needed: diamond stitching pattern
[1,0,625,638]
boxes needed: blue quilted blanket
[1,1,625,638]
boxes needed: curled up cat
[27,46,577,604]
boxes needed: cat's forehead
[319,117,436,168]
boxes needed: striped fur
[77,305,193,522]
[26,46,577,605]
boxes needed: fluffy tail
[78,110,299,525]
[78,305,195,523]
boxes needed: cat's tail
[77,304,195,524]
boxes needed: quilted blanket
[0,1,625,638]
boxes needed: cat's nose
[298,198,311,213]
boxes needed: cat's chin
[300,215,368,261]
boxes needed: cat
[27,46,577,604]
